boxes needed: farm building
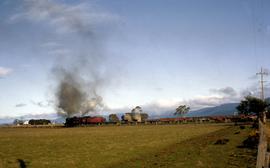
[122,106,149,122]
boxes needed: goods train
[64,114,256,127]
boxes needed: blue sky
[0,0,270,118]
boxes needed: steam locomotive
[65,116,106,127]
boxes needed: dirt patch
[214,138,230,145]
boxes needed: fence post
[257,120,268,168]
[265,152,270,168]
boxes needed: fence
[256,120,270,168]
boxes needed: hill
[187,103,239,117]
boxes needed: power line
[256,67,268,100]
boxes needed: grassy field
[0,124,256,168]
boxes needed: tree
[131,106,143,113]
[236,96,268,116]
[109,114,120,123]
[140,113,149,122]
[174,105,190,117]
[29,119,51,125]
[13,119,24,125]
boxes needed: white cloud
[48,48,70,56]
[40,41,62,48]
[209,86,237,97]
[40,41,70,57]
[31,100,54,108]
[0,67,13,77]
[183,95,235,110]
[15,103,27,108]
[10,0,119,34]
[106,86,240,115]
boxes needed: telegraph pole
[256,67,268,100]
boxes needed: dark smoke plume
[54,66,104,117]
[57,71,84,117]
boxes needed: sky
[1,0,270,118]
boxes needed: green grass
[0,124,256,168]
[112,125,257,168]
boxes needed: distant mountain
[139,103,240,119]
[188,97,270,117]
[0,113,59,125]
[187,103,239,117]
[0,118,15,125]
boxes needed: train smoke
[12,0,119,117]
[47,0,112,117]
[55,68,104,117]
[15,0,118,117]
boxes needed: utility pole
[256,67,268,100]
[256,67,268,123]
